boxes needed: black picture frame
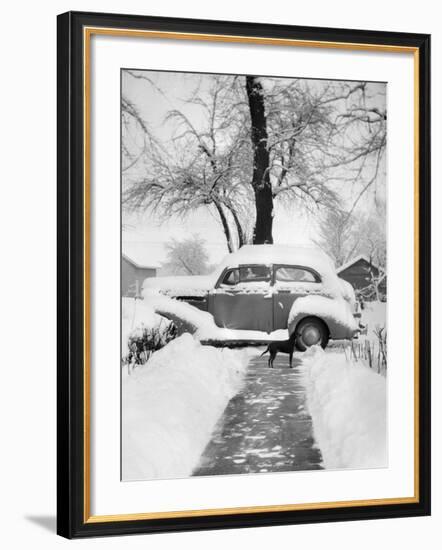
[57,10,431,539]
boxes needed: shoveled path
[193,352,323,476]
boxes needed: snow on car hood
[142,274,215,297]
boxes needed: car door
[273,265,322,330]
[210,264,273,332]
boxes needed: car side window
[220,268,239,287]
[239,265,271,283]
[275,266,318,283]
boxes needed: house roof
[122,253,158,270]
[336,254,380,275]
[122,241,167,269]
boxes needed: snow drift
[142,288,217,337]
[122,334,249,481]
[143,274,215,297]
[301,346,387,470]
[121,297,168,356]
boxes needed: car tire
[294,317,329,351]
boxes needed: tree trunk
[246,76,274,244]
[224,203,246,248]
[213,201,234,253]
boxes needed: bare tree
[357,210,387,300]
[244,77,386,241]
[314,208,361,267]
[123,74,251,252]
[315,201,386,274]
[122,72,386,250]
[265,79,386,212]
[160,234,211,276]
[359,212,387,269]
[122,96,149,173]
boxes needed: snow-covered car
[143,245,359,349]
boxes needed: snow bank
[122,334,249,481]
[122,298,166,355]
[301,346,387,469]
[142,289,218,337]
[288,294,358,337]
[143,274,215,297]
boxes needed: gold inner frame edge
[82,26,420,524]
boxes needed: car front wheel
[295,317,329,351]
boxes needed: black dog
[260,333,297,368]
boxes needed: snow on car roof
[143,245,342,297]
[220,245,336,274]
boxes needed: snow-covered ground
[301,345,387,470]
[122,334,250,481]
[121,294,387,478]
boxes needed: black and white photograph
[121,69,388,482]
[0,0,435,544]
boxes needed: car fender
[287,295,358,340]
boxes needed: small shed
[122,254,157,297]
[337,255,386,300]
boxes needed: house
[122,254,157,297]
[337,254,386,301]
